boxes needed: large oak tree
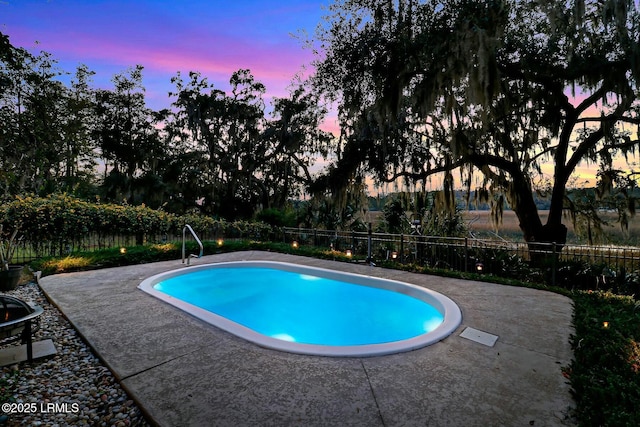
[170,70,332,219]
[313,0,640,244]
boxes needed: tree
[0,33,26,196]
[170,71,332,219]
[169,70,267,218]
[60,64,99,195]
[313,0,640,245]
[219,69,267,218]
[93,65,165,203]
[262,84,332,208]
[0,35,69,196]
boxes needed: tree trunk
[508,176,543,243]
[544,172,569,246]
[509,175,567,267]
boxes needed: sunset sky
[1,0,326,111]
[2,0,636,189]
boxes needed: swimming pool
[138,261,462,357]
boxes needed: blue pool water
[153,266,444,346]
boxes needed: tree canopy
[0,32,332,221]
[313,0,640,244]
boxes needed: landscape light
[603,321,610,329]
[391,251,398,260]
[120,247,127,254]
[292,241,299,249]
[475,262,484,273]
[345,249,352,257]
[217,238,224,246]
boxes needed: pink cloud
[6,31,316,114]
[8,23,314,102]
[2,0,322,103]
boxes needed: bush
[569,291,640,426]
[0,194,279,258]
[255,208,298,227]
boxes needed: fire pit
[0,295,44,362]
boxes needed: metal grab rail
[182,224,203,265]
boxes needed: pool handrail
[182,224,203,265]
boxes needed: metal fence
[282,227,640,291]
[9,223,285,266]
[9,227,263,265]
[9,223,640,293]
[10,233,171,265]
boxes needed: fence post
[464,237,468,273]
[351,231,355,252]
[314,229,318,247]
[551,242,557,287]
[400,233,404,264]
[367,223,372,264]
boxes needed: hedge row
[0,194,277,251]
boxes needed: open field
[366,209,640,245]
[463,210,640,245]
[464,210,556,241]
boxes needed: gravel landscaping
[0,282,150,426]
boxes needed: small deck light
[292,241,299,249]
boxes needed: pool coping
[137,260,463,357]
[39,251,576,426]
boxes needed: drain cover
[460,327,498,347]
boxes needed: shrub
[569,291,640,426]
[0,194,279,258]
[255,208,297,227]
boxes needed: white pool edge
[138,260,462,357]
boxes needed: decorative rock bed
[0,282,149,426]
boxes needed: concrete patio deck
[39,251,575,426]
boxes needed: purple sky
[1,0,327,111]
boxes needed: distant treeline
[365,190,624,212]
